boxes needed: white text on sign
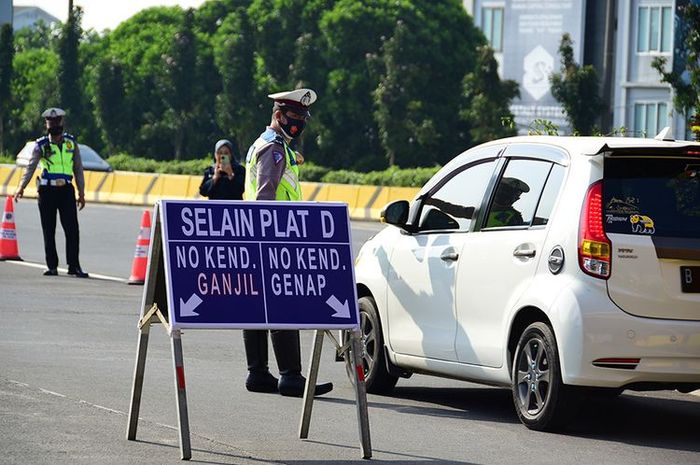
[179,207,336,239]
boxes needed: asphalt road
[1,201,699,465]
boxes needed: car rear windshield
[603,156,700,238]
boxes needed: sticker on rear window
[630,214,655,234]
[606,214,628,224]
[606,196,639,215]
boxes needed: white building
[12,5,59,30]
[465,0,691,140]
[0,0,11,26]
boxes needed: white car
[352,134,700,431]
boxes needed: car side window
[485,159,552,228]
[419,160,497,232]
[533,164,565,226]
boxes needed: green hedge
[0,153,14,164]
[106,154,211,175]
[322,165,441,187]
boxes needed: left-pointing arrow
[180,294,203,317]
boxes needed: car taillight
[579,180,611,279]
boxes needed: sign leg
[171,329,192,460]
[350,330,372,459]
[299,330,325,439]
[127,324,151,440]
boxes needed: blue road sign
[159,200,360,330]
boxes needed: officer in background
[13,108,89,278]
[243,88,333,397]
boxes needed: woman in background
[199,139,245,200]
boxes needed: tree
[0,25,14,154]
[317,0,482,169]
[652,4,700,138]
[93,58,131,153]
[550,33,602,135]
[195,0,255,35]
[104,6,184,158]
[9,49,60,149]
[212,8,261,156]
[58,6,84,134]
[158,9,198,160]
[373,20,429,167]
[462,46,520,145]
[13,20,59,54]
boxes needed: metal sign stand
[126,205,193,460]
[126,202,372,461]
[299,329,372,459]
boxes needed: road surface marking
[3,260,127,283]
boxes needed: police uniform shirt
[253,127,291,201]
[18,136,86,196]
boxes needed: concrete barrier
[0,164,420,221]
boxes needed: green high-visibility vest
[37,135,76,179]
[244,129,302,201]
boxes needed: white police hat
[268,88,317,115]
[41,107,66,119]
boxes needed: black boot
[271,330,333,397]
[243,330,278,393]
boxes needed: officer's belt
[39,178,69,187]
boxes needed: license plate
[680,266,700,293]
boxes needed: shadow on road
[320,386,518,424]
[135,438,480,465]
[565,393,700,453]
[319,386,700,454]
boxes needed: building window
[637,6,672,53]
[482,7,504,52]
[634,102,669,137]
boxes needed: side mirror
[380,200,410,227]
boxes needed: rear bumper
[553,279,700,388]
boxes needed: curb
[0,164,419,222]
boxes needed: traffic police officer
[242,88,333,397]
[14,108,89,278]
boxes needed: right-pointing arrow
[180,294,203,317]
[326,295,350,318]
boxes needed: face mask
[279,115,306,139]
[47,126,63,136]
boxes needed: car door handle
[513,248,536,258]
[440,251,459,261]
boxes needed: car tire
[512,322,580,431]
[344,296,398,394]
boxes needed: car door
[385,157,499,361]
[454,148,567,368]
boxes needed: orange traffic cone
[0,196,22,261]
[128,209,151,284]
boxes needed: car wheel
[344,296,398,394]
[512,322,580,431]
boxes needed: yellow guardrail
[0,164,420,221]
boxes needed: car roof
[477,135,700,156]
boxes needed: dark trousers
[243,329,302,376]
[37,184,81,270]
